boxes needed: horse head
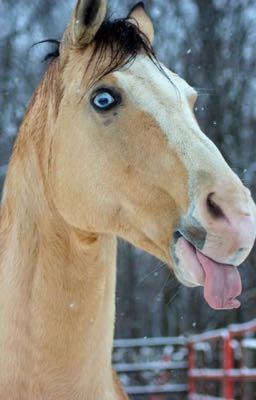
[38,0,255,310]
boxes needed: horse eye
[92,90,118,111]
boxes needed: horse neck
[0,110,118,397]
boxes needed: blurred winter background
[0,0,256,339]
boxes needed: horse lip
[173,230,237,268]
[171,232,204,287]
[173,229,198,249]
[173,230,182,244]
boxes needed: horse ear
[128,2,154,44]
[65,0,107,48]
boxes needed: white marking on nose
[114,55,242,191]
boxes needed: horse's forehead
[114,55,196,103]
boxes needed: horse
[0,0,255,398]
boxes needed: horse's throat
[0,210,117,396]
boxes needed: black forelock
[36,15,171,87]
[86,16,158,84]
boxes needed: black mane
[88,17,157,82]
[36,16,170,86]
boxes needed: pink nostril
[206,193,226,220]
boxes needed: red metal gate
[114,319,256,399]
[188,319,256,400]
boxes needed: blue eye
[92,91,117,111]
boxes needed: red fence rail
[188,319,256,400]
[114,319,256,399]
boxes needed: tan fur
[0,1,255,398]
[128,3,154,43]
[0,4,177,398]
[62,0,107,50]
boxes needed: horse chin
[171,232,205,288]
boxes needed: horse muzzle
[171,184,256,310]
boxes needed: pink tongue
[197,251,242,310]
